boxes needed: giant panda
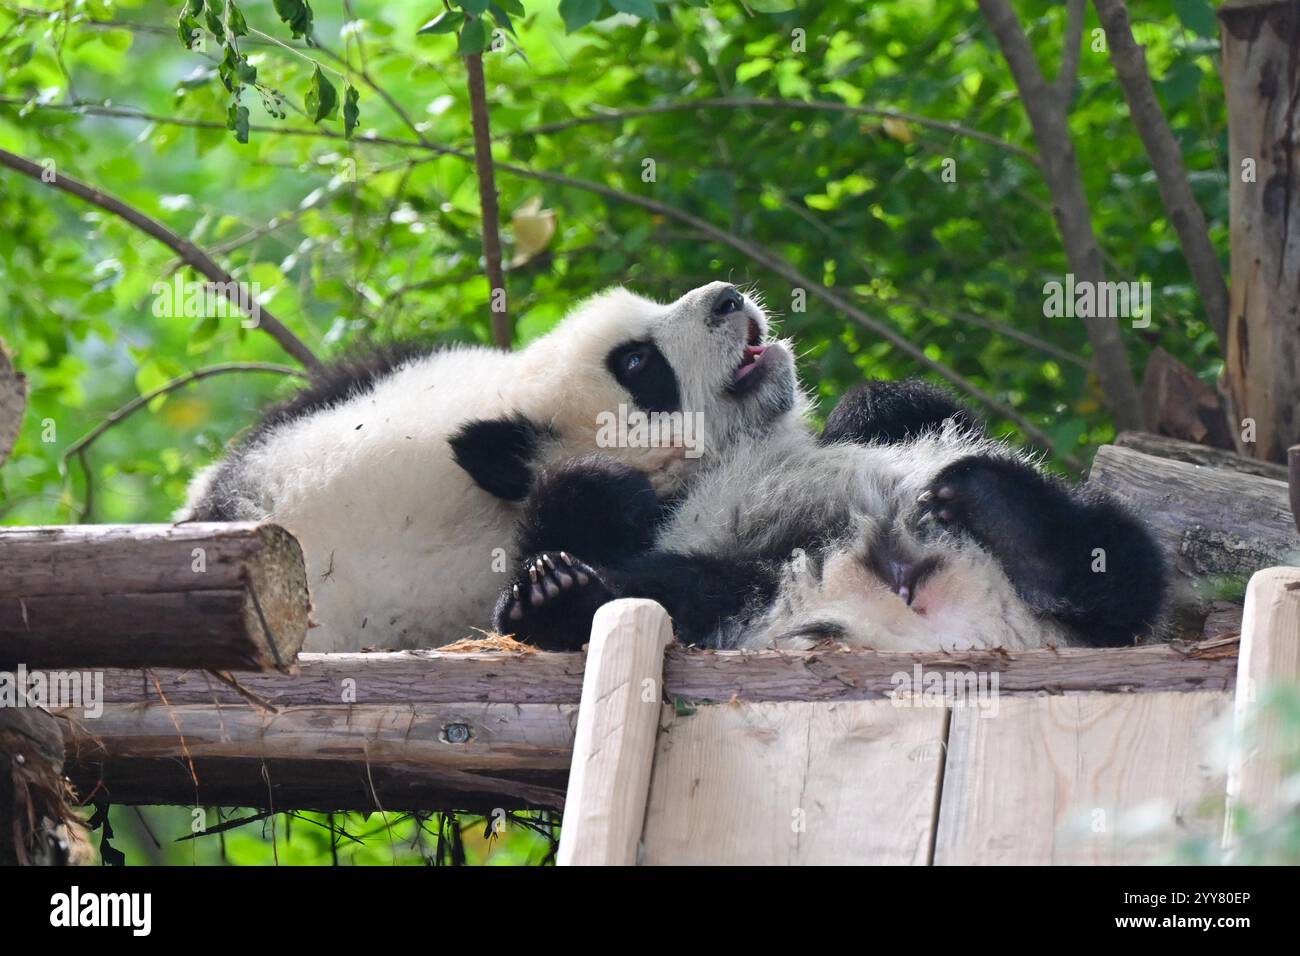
[491,379,1168,652]
[181,282,803,651]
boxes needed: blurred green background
[1,0,1230,863]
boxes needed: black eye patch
[606,340,681,413]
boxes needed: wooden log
[1088,446,1298,584]
[0,523,309,671]
[1220,0,1300,462]
[58,702,576,813]
[0,706,91,865]
[557,599,671,866]
[1224,566,1300,841]
[1115,430,1288,482]
[0,343,25,467]
[90,640,1238,708]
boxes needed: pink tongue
[736,345,766,380]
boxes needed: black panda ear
[449,414,545,501]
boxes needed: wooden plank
[640,700,948,865]
[57,702,576,813]
[89,639,1238,709]
[1225,566,1300,838]
[557,600,671,866]
[1088,445,1298,581]
[0,523,309,671]
[933,691,1230,865]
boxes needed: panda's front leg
[915,454,1167,646]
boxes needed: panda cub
[493,380,1168,652]
[182,282,801,651]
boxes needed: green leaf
[1173,0,1217,38]
[226,101,250,143]
[459,0,490,13]
[417,11,461,34]
[343,85,360,139]
[7,42,34,67]
[459,16,487,53]
[227,1,248,37]
[178,14,202,48]
[272,0,315,39]
[610,0,655,18]
[498,0,525,14]
[305,65,339,122]
[559,0,601,33]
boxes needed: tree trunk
[1220,1,1300,461]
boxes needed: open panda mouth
[730,317,769,391]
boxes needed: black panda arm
[820,379,982,446]
[448,414,547,502]
[917,454,1167,646]
[510,454,663,565]
[492,547,777,651]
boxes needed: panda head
[530,281,803,481]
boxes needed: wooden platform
[558,567,1299,865]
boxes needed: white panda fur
[180,282,803,651]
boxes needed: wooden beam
[0,523,309,671]
[1088,445,1298,582]
[1224,566,1300,844]
[91,640,1238,709]
[557,600,671,866]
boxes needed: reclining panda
[182,282,799,651]
[493,379,1168,652]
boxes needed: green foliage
[0,0,1233,863]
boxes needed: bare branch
[60,363,305,520]
[978,0,1144,432]
[1056,0,1087,98]
[0,148,325,376]
[465,51,511,349]
[62,362,306,465]
[1092,0,1230,344]
[506,97,1040,165]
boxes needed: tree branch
[506,97,1040,165]
[465,51,511,349]
[1056,0,1087,98]
[1092,0,1230,344]
[0,147,325,376]
[0,343,26,467]
[60,362,306,520]
[978,0,1144,432]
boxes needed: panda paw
[493,552,614,651]
[915,454,1036,544]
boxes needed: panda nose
[711,286,745,317]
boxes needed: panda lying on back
[182,282,802,651]
[493,380,1168,652]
